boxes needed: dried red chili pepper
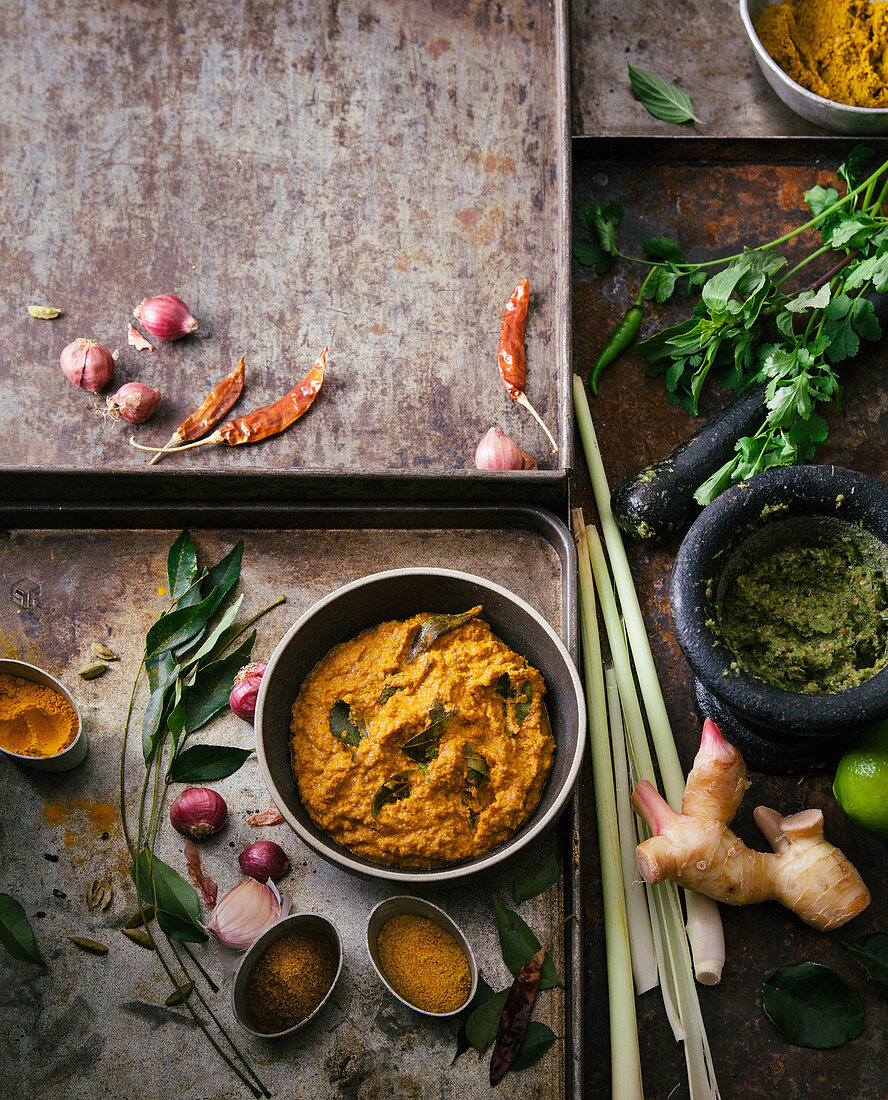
[148,357,246,464]
[132,347,327,456]
[497,279,558,453]
[489,913,577,1086]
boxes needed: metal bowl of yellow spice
[366,896,478,1018]
[232,913,343,1038]
[740,0,888,134]
[0,659,86,772]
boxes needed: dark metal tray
[0,0,571,488]
[0,502,582,1100]
[572,136,888,1100]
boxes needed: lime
[833,721,888,839]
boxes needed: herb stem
[775,244,832,287]
[222,594,287,655]
[181,941,219,993]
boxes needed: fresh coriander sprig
[574,146,888,505]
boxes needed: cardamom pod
[122,927,154,950]
[27,305,62,319]
[86,878,113,910]
[90,642,119,661]
[164,981,194,1006]
[69,935,109,955]
[79,661,108,681]
[124,905,154,929]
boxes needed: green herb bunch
[575,146,888,505]
[119,531,284,1098]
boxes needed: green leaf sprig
[0,893,45,969]
[574,145,888,505]
[762,961,864,1049]
[628,65,700,125]
[118,530,286,1098]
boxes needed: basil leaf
[844,933,888,995]
[402,700,453,764]
[463,743,489,787]
[515,851,560,904]
[403,606,481,664]
[513,682,533,729]
[0,893,45,969]
[452,974,496,1063]
[370,771,412,817]
[184,632,255,734]
[465,988,509,1054]
[330,700,363,749]
[762,962,864,1049]
[510,1021,557,1073]
[493,896,558,990]
[169,745,254,784]
[628,65,699,125]
[132,850,207,943]
[167,530,198,601]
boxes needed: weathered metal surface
[570,0,830,138]
[573,140,888,1099]
[0,0,570,476]
[0,510,578,1099]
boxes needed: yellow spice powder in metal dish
[376,913,471,1014]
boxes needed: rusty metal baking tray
[0,0,571,497]
[0,502,582,1100]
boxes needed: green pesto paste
[717,522,888,694]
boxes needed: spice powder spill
[247,930,338,1034]
[376,913,471,1014]
[0,674,77,757]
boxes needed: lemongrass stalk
[573,375,725,984]
[606,668,658,996]
[573,510,644,1100]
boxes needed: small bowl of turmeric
[0,659,86,772]
[232,912,343,1038]
[366,896,478,1018]
[740,0,888,134]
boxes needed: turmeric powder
[754,0,888,109]
[0,674,78,757]
[376,912,471,1013]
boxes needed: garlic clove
[474,426,538,471]
[134,294,198,341]
[60,338,115,393]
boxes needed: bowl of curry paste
[254,568,585,883]
[671,465,888,772]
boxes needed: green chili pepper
[589,290,644,396]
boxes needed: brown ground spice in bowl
[376,912,471,1014]
[247,929,338,1034]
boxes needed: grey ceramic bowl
[366,895,478,1018]
[231,913,343,1038]
[254,568,585,884]
[0,659,86,771]
[740,0,888,134]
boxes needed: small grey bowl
[0,659,86,772]
[254,567,585,884]
[740,0,888,134]
[366,895,478,1018]
[231,913,343,1038]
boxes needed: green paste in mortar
[717,520,888,694]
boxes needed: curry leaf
[0,893,45,969]
[464,744,489,787]
[169,745,254,784]
[628,65,700,125]
[370,772,412,817]
[144,589,220,663]
[452,974,496,1063]
[465,988,509,1054]
[844,933,888,995]
[513,682,533,729]
[177,594,244,671]
[493,896,559,990]
[511,1021,557,1073]
[132,850,207,943]
[145,648,177,694]
[167,530,198,602]
[330,700,363,749]
[403,606,482,664]
[515,851,560,904]
[402,700,454,764]
[762,962,864,1049]
[142,680,174,760]
[376,683,403,705]
[184,632,255,734]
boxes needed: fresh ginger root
[631,719,870,931]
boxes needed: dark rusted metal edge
[573,134,888,165]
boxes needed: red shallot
[239,841,289,882]
[206,877,282,950]
[127,323,154,351]
[169,787,228,839]
[229,662,267,720]
[60,338,115,393]
[474,427,537,470]
[106,382,161,424]
[134,294,198,341]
